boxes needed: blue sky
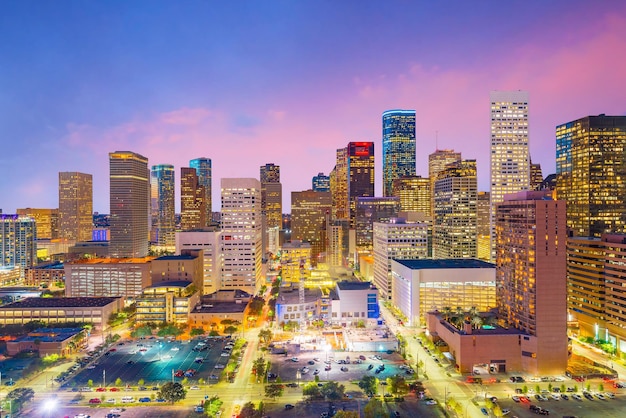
[1,1,626,212]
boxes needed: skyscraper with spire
[382,110,416,197]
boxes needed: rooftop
[145,280,193,289]
[394,259,495,270]
[30,261,64,270]
[0,297,121,309]
[68,257,153,265]
[12,328,83,343]
[277,287,322,305]
[336,281,375,291]
[192,301,248,314]
[154,254,197,261]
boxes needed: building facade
[391,176,431,216]
[65,257,152,297]
[181,167,206,231]
[220,178,263,293]
[16,208,58,240]
[58,172,93,242]
[150,164,176,247]
[291,190,332,263]
[354,197,400,253]
[490,91,530,260]
[189,158,213,223]
[382,110,416,197]
[433,160,477,259]
[135,281,200,324]
[0,214,36,276]
[260,163,283,258]
[373,219,428,301]
[496,190,567,375]
[176,228,221,295]
[429,149,461,218]
[556,115,626,237]
[109,151,150,258]
[347,142,375,226]
[312,172,330,192]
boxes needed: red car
[89,398,101,404]
[109,387,120,392]
[96,387,106,392]
[109,348,116,352]
[174,370,184,378]
[520,396,531,403]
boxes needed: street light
[444,382,454,409]
[42,398,57,418]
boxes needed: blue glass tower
[382,110,416,197]
[189,158,212,225]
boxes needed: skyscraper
[291,190,332,264]
[490,91,530,260]
[496,190,567,375]
[330,147,348,220]
[58,172,93,241]
[0,214,36,275]
[347,142,375,226]
[429,149,461,217]
[391,176,431,215]
[433,160,477,259]
[181,167,206,231]
[556,115,626,237]
[312,172,330,192]
[382,110,416,197]
[189,158,212,225]
[220,178,262,292]
[16,208,58,240]
[355,197,400,252]
[260,163,282,256]
[109,151,149,258]
[530,158,543,191]
[150,164,175,247]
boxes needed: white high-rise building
[220,178,262,293]
[373,219,428,301]
[489,91,530,260]
[176,228,221,295]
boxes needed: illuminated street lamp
[42,398,57,418]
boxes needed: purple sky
[2,1,626,213]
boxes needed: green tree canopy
[387,375,408,396]
[157,382,187,404]
[334,412,359,418]
[358,375,377,396]
[224,325,238,335]
[302,382,322,400]
[320,381,345,400]
[157,323,184,337]
[363,398,386,418]
[7,387,35,404]
[130,325,153,338]
[264,383,284,399]
[252,357,267,377]
[258,328,273,344]
[239,401,261,418]
[190,327,205,337]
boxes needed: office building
[150,251,204,292]
[330,147,349,220]
[476,191,491,261]
[433,160,477,259]
[181,167,206,231]
[429,149,461,217]
[496,190,567,375]
[312,172,330,192]
[109,151,150,258]
[189,158,212,223]
[354,197,400,252]
[16,208,58,240]
[490,91,530,260]
[330,281,380,326]
[136,281,200,324]
[58,172,93,242]
[391,175,431,215]
[556,115,626,237]
[567,234,626,358]
[347,142,375,226]
[176,228,221,295]
[530,158,543,191]
[260,163,283,257]
[0,214,36,276]
[392,259,495,326]
[382,110,416,197]
[291,190,332,263]
[280,240,312,283]
[150,164,175,247]
[220,178,262,293]
[373,219,428,301]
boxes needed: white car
[529,377,542,382]
[550,394,560,400]
[106,398,116,403]
[171,347,180,351]
[190,385,200,390]
[110,409,123,413]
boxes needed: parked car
[285,404,295,410]
[138,397,151,403]
[89,398,102,404]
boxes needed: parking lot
[66,336,236,389]
[268,350,413,384]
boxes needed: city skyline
[1,1,626,213]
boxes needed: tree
[209,330,219,337]
[283,321,299,332]
[7,387,35,404]
[190,327,204,337]
[363,398,386,418]
[252,357,267,378]
[87,379,94,388]
[249,297,265,315]
[302,382,322,400]
[157,382,187,404]
[598,383,604,392]
[224,325,238,335]
[239,401,261,418]
[358,375,377,397]
[130,325,153,338]
[115,377,123,387]
[258,329,273,344]
[387,375,408,396]
[320,381,345,400]
[265,383,284,399]
[138,378,145,387]
[493,404,504,417]
[157,323,183,338]
[470,315,483,329]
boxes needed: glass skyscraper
[150,164,175,247]
[382,110,416,197]
[556,115,626,237]
[189,158,212,225]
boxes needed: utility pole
[103,369,106,388]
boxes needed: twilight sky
[2,1,626,213]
